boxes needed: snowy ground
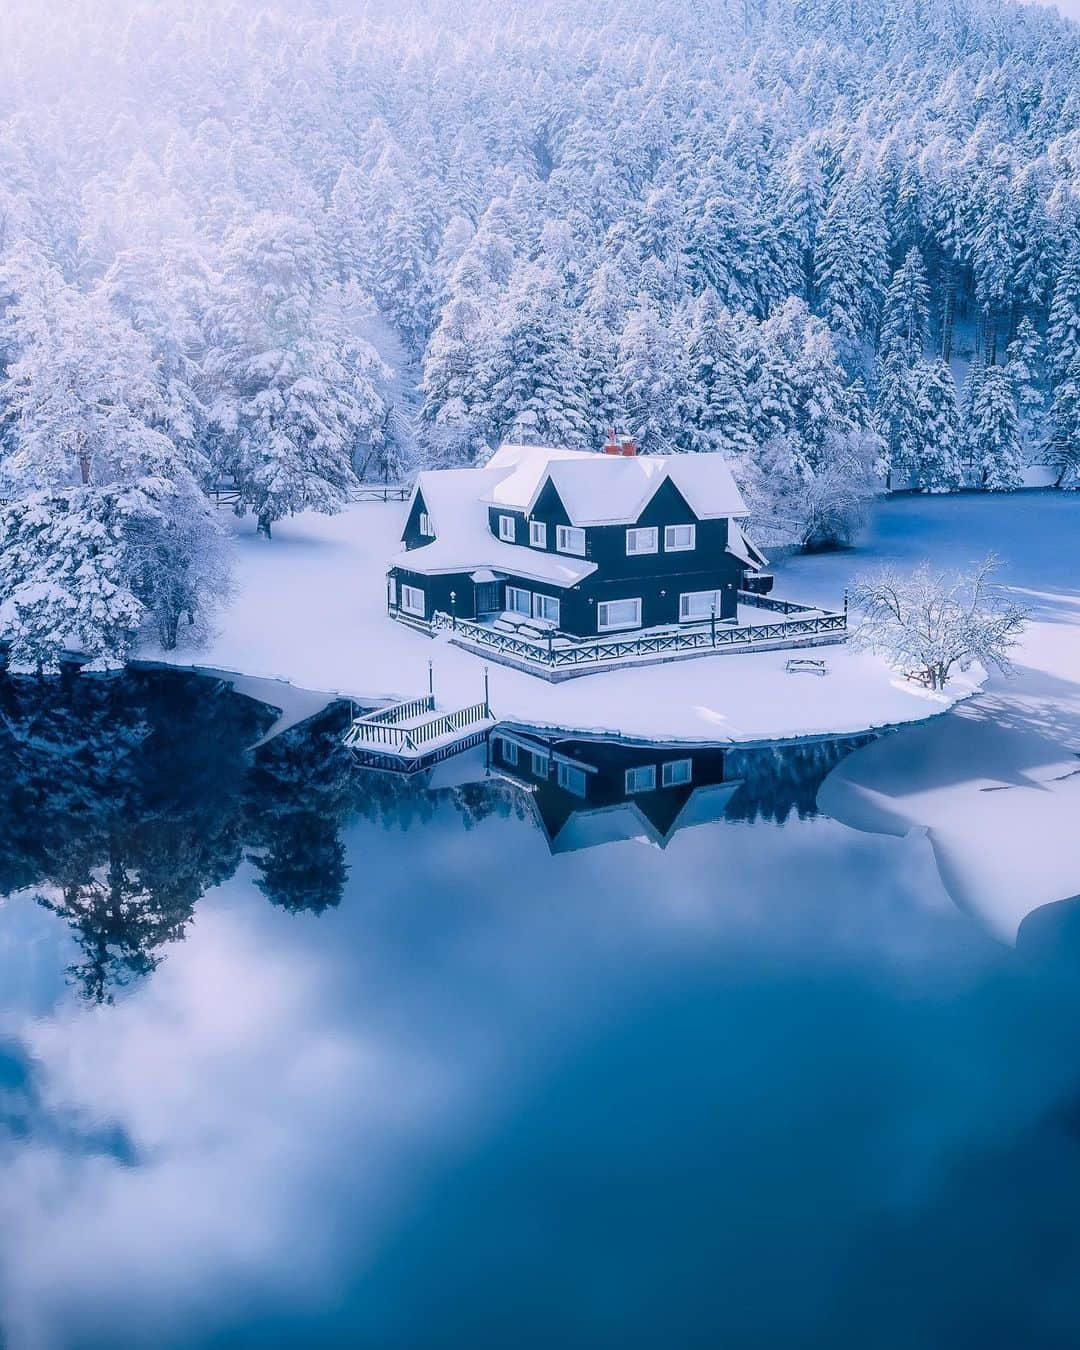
[813,491,1080,941]
[142,499,986,745]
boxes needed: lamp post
[710,600,717,647]
[450,589,457,631]
[428,659,434,701]
[483,665,490,716]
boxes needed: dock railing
[343,693,492,756]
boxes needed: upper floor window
[626,526,658,555]
[664,524,696,552]
[498,514,516,542]
[529,519,547,548]
[418,511,433,537]
[556,525,586,556]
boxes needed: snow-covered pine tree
[487,262,592,447]
[615,298,697,455]
[0,487,148,673]
[911,359,963,491]
[1048,350,1080,488]
[1006,318,1046,449]
[1047,239,1080,386]
[203,212,389,535]
[419,293,494,464]
[687,290,755,456]
[966,364,1024,491]
[878,248,930,363]
[971,176,1015,363]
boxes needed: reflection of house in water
[488,727,739,853]
[481,727,876,854]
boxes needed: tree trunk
[940,266,956,364]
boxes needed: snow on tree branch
[849,554,1029,690]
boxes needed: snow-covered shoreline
[141,499,987,746]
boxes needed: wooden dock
[343,688,495,773]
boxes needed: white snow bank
[815,491,1080,941]
[819,708,1080,943]
[142,502,982,745]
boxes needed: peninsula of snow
[145,497,985,745]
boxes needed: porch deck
[414,591,849,682]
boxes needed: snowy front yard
[143,498,988,744]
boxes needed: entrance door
[475,580,503,614]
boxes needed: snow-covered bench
[786,658,828,676]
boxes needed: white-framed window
[679,590,722,622]
[556,525,586,556]
[529,519,547,548]
[665,523,696,552]
[499,737,519,767]
[531,750,550,777]
[557,760,587,797]
[597,597,642,632]
[498,514,516,542]
[419,511,433,537]
[625,764,657,795]
[532,593,561,626]
[506,586,531,615]
[401,584,425,617]
[625,526,658,555]
[662,758,693,787]
[388,577,397,607]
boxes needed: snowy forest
[2,0,1080,668]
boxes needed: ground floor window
[388,577,397,607]
[530,750,550,777]
[557,760,587,798]
[662,758,693,787]
[597,597,642,632]
[506,586,531,615]
[401,584,425,617]
[498,737,518,767]
[625,764,657,794]
[679,590,722,622]
[532,593,561,625]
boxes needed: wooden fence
[426,596,847,677]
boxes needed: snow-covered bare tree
[850,554,1028,689]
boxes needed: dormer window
[665,524,695,551]
[498,515,516,542]
[529,519,547,548]
[419,511,433,537]
[626,527,658,555]
[556,525,586,556]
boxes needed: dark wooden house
[387,438,770,638]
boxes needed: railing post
[711,603,716,647]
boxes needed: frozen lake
[0,492,1078,1348]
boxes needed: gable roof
[390,466,597,585]
[482,442,749,525]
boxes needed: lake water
[2,660,1080,1349]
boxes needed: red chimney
[603,429,637,456]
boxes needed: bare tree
[850,553,1028,690]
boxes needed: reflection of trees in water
[723,735,874,825]
[0,672,871,1003]
[244,718,356,915]
[0,671,266,1002]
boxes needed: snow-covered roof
[481,442,749,525]
[390,466,597,585]
[726,519,769,569]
